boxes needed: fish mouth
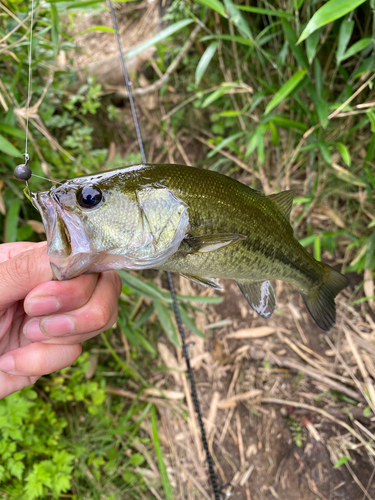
[30,190,103,280]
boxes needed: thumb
[0,242,53,311]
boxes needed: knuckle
[113,273,122,297]
[94,304,112,330]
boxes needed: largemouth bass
[29,164,349,331]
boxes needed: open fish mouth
[29,190,103,280]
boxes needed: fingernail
[0,355,15,373]
[24,318,49,341]
[25,296,61,316]
[40,315,75,336]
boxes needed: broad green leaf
[270,121,279,146]
[66,0,104,8]
[295,0,306,10]
[0,134,21,156]
[367,111,375,133]
[298,0,367,44]
[353,56,374,79]
[341,38,373,60]
[0,123,25,139]
[151,406,174,500]
[336,19,354,63]
[75,26,115,37]
[178,306,205,338]
[195,0,226,17]
[237,6,293,18]
[201,85,232,108]
[334,455,353,468]
[271,116,308,131]
[218,110,242,117]
[50,4,59,54]
[281,19,308,70]
[6,198,21,243]
[118,271,168,303]
[265,70,307,114]
[176,294,223,304]
[154,301,180,346]
[125,20,193,60]
[314,236,321,261]
[305,28,321,63]
[195,42,218,85]
[200,34,253,47]
[365,233,375,270]
[318,141,331,164]
[299,235,317,247]
[337,142,351,166]
[331,164,367,187]
[314,59,323,101]
[207,131,244,158]
[245,128,260,157]
[224,0,252,39]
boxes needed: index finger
[0,241,47,264]
[0,243,52,311]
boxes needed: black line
[167,273,221,500]
[108,0,146,164]
[108,5,221,497]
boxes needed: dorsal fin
[267,190,294,220]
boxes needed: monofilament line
[108,0,146,164]
[25,0,35,155]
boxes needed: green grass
[0,0,374,498]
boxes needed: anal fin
[237,280,276,319]
[180,273,223,290]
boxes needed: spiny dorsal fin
[267,190,294,220]
[236,280,276,319]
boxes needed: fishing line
[108,0,146,164]
[108,2,222,498]
[25,0,35,156]
[14,0,51,187]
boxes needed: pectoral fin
[236,280,276,319]
[180,273,224,290]
[184,233,246,254]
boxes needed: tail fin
[301,265,349,331]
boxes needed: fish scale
[29,163,349,331]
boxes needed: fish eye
[77,186,103,209]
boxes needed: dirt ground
[154,277,375,500]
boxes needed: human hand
[0,242,122,399]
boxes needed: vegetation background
[0,0,374,499]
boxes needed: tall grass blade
[0,134,21,156]
[126,20,193,59]
[196,42,218,85]
[341,38,373,60]
[265,70,307,115]
[151,406,174,500]
[336,19,354,63]
[237,6,293,18]
[298,0,367,43]
[195,0,226,17]
[281,19,308,70]
[224,0,252,39]
[5,198,21,243]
